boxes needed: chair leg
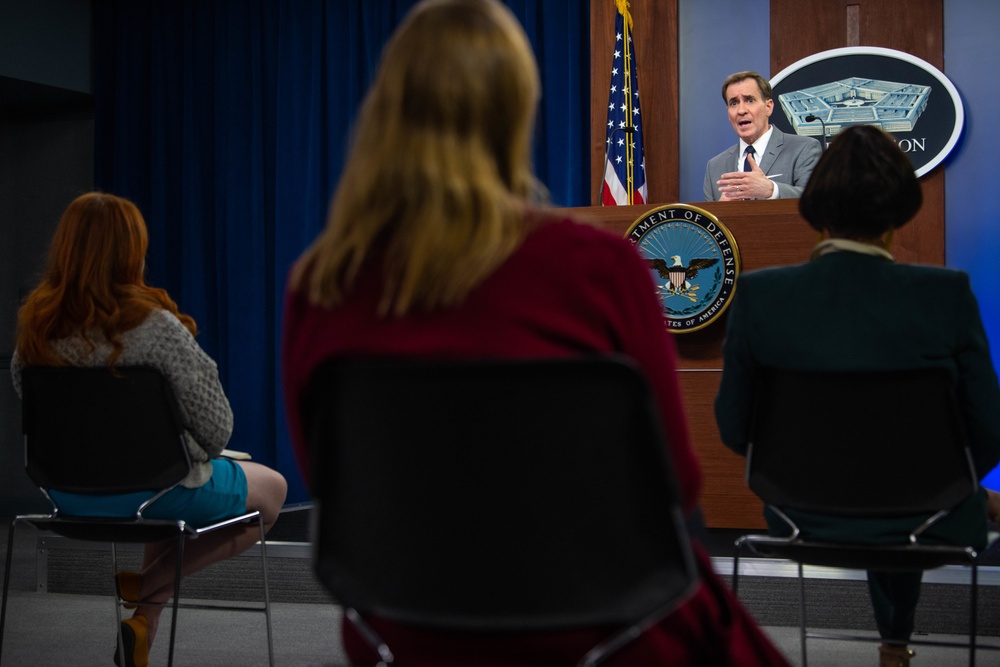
[577,596,692,667]
[969,561,978,667]
[111,542,124,624]
[346,607,395,666]
[0,519,18,662]
[257,516,275,667]
[111,541,128,664]
[166,536,185,667]
[798,562,808,667]
[732,542,742,596]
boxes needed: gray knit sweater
[11,309,234,488]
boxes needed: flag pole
[616,0,635,204]
[601,0,646,207]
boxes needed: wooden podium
[562,200,819,529]
[562,198,940,528]
[579,0,946,529]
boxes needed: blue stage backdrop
[92,0,591,502]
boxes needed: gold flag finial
[614,0,634,31]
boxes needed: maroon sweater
[280,213,787,667]
[282,214,700,508]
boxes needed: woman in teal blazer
[715,125,1000,667]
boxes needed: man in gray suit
[703,71,821,201]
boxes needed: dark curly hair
[799,125,922,239]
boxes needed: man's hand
[717,154,774,201]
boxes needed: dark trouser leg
[866,570,923,643]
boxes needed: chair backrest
[303,356,698,631]
[20,365,191,495]
[746,366,977,517]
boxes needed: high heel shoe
[879,642,915,667]
[113,615,150,667]
[115,571,142,610]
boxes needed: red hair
[15,192,197,367]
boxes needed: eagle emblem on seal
[626,204,740,333]
[650,255,720,294]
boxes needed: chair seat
[737,534,978,571]
[1,366,274,667]
[19,510,262,545]
[20,514,188,544]
[732,367,992,667]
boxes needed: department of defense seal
[626,204,740,333]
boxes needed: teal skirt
[49,458,248,528]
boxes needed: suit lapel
[726,145,740,173]
[759,128,783,174]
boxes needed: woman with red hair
[12,192,287,667]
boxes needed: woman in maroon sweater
[281,1,788,665]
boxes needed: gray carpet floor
[4,507,1000,666]
[1,589,992,666]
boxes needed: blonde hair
[291,0,543,315]
[16,192,197,367]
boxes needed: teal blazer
[715,250,1000,546]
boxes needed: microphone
[804,114,827,152]
[598,126,635,206]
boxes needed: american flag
[601,0,647,206]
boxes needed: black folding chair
[303,356,699,667]
[0,366,273,667]
[731,366,999,667]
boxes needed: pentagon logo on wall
[770,47,964,177]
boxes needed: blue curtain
[92,0,591,502]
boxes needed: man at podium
[704,70,820,201]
